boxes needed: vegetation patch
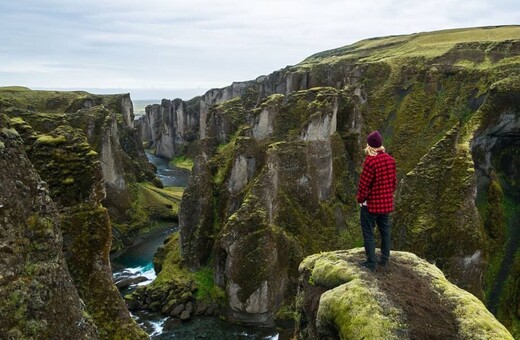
[170,155,194,170]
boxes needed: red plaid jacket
[356,151,397,214]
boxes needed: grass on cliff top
[0,86,128,114]
[0,86,88,112]
[138,182,183,215]
[300,26,520,65]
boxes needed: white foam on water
[114,263,157,286]
[149,318,166,337]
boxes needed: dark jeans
[360,206,391,265]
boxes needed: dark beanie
[367,131,382,148]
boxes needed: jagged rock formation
[136,97,200,158]
[0,114,98,338]
[179,87,359,325]
[137,26,520,334]
[296,248,513,339]
[0,87,165,250]
[0,88,149,338]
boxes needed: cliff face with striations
[136,97,200,158]
[138,26,520,334]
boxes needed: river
[111,151,285,339]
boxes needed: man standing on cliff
[356,131,397,271]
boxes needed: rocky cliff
[0,114,99,338]
[0,88,150,338]
[137,26,520,334]
[136,97,200,158]
[296,248,513,339]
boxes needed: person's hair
[365,144,385,156]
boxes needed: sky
[0,0,518,100]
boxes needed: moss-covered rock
[0,87,157,247]
[60,205,147,339]
[127,232,223,318]
[0,114,99,338]
[296,248,513,339]
[19,119,148,338]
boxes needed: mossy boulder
[296,248,513,339]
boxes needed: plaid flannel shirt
[356,151,397,214]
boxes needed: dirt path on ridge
[364,255,460,339]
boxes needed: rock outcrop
[296,248,513,339]
[136,97,200,158]
[178,87,360,325]
[0,114,98,338]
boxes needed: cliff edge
[296,248,513,339]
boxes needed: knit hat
[367,131,382,148]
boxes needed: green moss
[62,177,75,185]
[150,232,192,286]
[300,26,520,66]
[170,155,194,170]
[318,282,403,340]
[212,139,236,186]
[301,249,514,339]
[194,266,226,304]
[29,125,101,207]
[61,205,148,339]
[497,249,520,337]
[215,97,246,128]
[137,182,182,218]
[300,250,406,339]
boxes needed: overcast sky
[0,0,518,99]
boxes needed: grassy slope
[300,26,520,65]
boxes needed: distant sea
[133,99,161,117]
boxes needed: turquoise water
[145,151,190,187]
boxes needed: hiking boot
[378,260,389,267]
[360,261,376,271]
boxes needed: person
[356,131,397,271]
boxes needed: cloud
[0,0,519,99]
